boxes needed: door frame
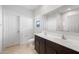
[2,15,21,50]
[17,16,20,46]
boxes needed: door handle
[17,30,20,33]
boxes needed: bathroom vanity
[34,5,79,54]
[35,33,79,54]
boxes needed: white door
[3,14,20,48]
[20,16,33,44]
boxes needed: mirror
[63,10,79,33]
[44,6,79,34]
[35,6,79,34]
[34,17,44,33]
[36,20,40,27]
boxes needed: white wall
[34,5,62,33]
[3,5,34,47]
[20,16,33,44]
[46,13,62,33]
[0,5,2,52]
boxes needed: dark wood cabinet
[46,43,57,54]
[35,35,40,53]
[35,35,79,54]
[39,37,46,54]
[46,39,79,54]
[35,35,45,54]
[57,45,79,54]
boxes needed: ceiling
[20,5,41,11]
[45,5,79,16]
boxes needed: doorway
[3,14,20,49]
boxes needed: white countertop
[35,32,79,52]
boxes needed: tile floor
[2,41,37,54]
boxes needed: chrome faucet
[62,35,66,40]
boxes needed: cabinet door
[39,37,46,54]
[46,45,57,54]
[46,40,57,54]
[35,35,40,53]
[58,46,79,54]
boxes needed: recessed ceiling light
[67,8,72,11]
